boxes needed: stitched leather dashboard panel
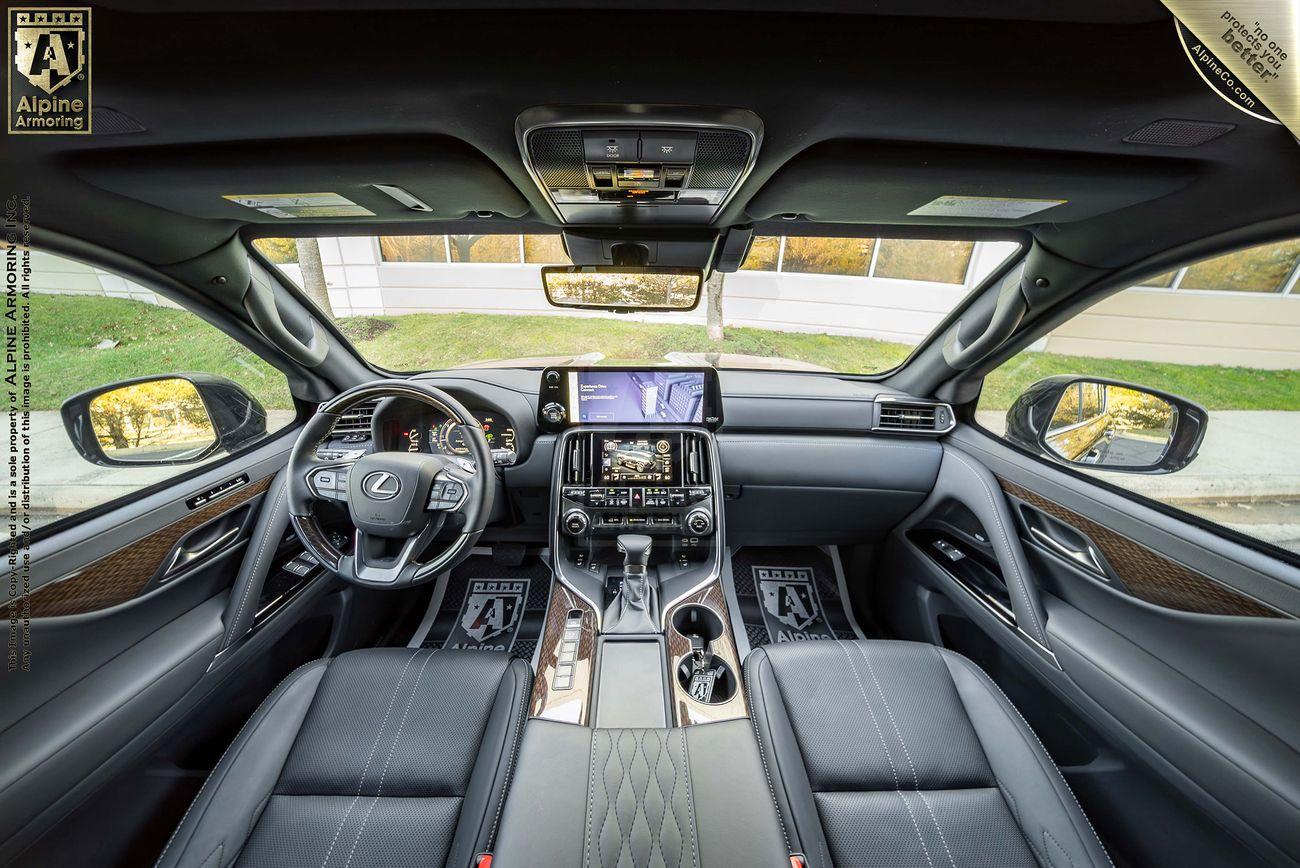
[26,475,272,618]
[999,477,1286,619]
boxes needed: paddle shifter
[604,533,658,634]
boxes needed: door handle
[1028,525,1107,578]
[163,526,241,578]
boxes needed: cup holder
[671,604,737,705]
[675,656,737,705]
[671,604,724,645]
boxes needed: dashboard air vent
[874,400,954,435]
[330,398,379,441]
[566,433,593,485]
[683,432,709,485]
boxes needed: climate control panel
[559,485,714,536]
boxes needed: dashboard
[308,367,952,546]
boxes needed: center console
[529,366,746,728]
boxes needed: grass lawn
[30,295,1300,413]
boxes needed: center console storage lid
[491,718,789,868]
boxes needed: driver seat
[156,648,531,868]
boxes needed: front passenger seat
[746,640,1111,868]
[157,648,530,868]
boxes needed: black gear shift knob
[617,534,653,568]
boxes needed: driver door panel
[0,442,295,862]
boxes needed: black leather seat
[156,648,531,868]
[746,640,1111,868]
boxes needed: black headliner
[7,1,1300,274]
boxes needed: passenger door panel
[882,427,1300,867]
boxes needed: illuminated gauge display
[435,418,470,455]
[434,415,517,455]
[478,415,517,452]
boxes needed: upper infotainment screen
[568,370,706,424]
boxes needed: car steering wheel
[286,380,494,588]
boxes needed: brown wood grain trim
[998,477,1286,619]
[25,476,273,618]
[529,582,596,724]
[664,581,749,725]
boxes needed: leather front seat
[746,640,1111,868]
[156,648,531,868]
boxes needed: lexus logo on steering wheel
[361,470,401,500]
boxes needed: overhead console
[517,106,762,225]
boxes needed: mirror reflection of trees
[89,379,216,460]
[547,272,698,308]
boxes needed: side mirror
[1004,376,1207,474]
[61,374,268,467]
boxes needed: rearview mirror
[542,266,703,312]
[1005,376,1208,474]
[61,374,269,467]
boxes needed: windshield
[252,234,1021,374]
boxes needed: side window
[30,250,296,532]
[979,237,1300,556]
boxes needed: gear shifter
[604,533,658,634]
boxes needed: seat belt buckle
[474,854,493,868]
[789,854,807,868]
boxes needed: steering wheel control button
[361,470,401,500]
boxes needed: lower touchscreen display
[569,370,706,424]
[598,435,677,484]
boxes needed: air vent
[566,433,593,485]
[330,398,379,440]
[874,400,954,435]
[683,433,709,486]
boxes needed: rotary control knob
[562,509,589,536]
[541,402,566,425]
[685,508,713,536]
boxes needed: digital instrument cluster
[392,409,517,463]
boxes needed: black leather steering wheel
[286,380,494,588]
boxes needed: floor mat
[729,546,865,649]
[412,553,552,659]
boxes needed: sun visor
[745,141,1197,226]
[67,135,530,222]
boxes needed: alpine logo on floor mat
[444,579,530,652]
[755,566,836,643]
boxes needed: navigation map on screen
[570,370,706,424]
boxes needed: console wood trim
[529,580,597,724]
[664,580,748,725]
